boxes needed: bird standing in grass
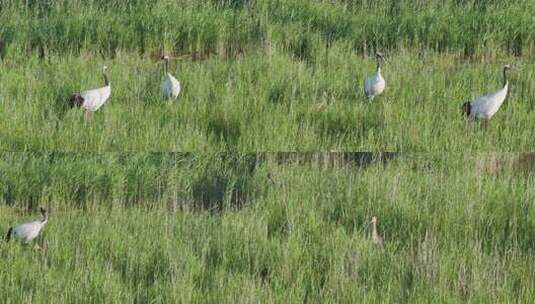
[462,64,511,120]
[5,207,48,244]
[68,66,111,115]
[364,51,386,100]
[161,55,181,100]
[370,216,384,250]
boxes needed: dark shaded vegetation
[0,152,402,209]
[0,1,533,61]
[182,153,260,211]
[207,113,242,146]
[0,153,264,211]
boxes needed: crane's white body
[161,56,181,99]
[163,73,181,99]
[80,85,111,112]
[6,208,48,244]
[69,66,111,112]
[11,220,47,244]
[468,83,508,120]
[364,69,386,100]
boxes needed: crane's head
[461,102,472,118]
[375,51,385,60]
[161,55,170,61]
[102,65,108,72]
[503,64,511,70]
[374,52,386,67]
[39,207,48,224]
[370,216,378,224]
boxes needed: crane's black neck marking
[376,55,381,71]
[5,227,13,242]
[502,67,508,87]
[103,71,109,86]
[164,59,169,74]
[40,208,48,224]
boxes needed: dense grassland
[1,0,534,151]
[1,1,534,302]
[0,153,534,302]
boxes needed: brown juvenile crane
[370,216,384,250]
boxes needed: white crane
[364,51,386,100]
[161,55,181,99]
[462,64,511,120]
[370,216,384,250]
[5,207,48,244]
[68,66,111,113]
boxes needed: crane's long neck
[41,212,48,225]
[376,56,381,72]
[502,68,508,88]
[372,222,379,239]
[103,71,109,86]
[164,59,169,75]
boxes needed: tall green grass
[1,50,534,151]
[1,2,534,302]
[1,153,534,302]
[1,0,534,58]
[1,1,534,151]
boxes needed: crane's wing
[14,221,41,240]
[471,85,508,119]
[364,77,372,97]
[80,86,111,111]
[68,94,84,107]
[163,74,180,98]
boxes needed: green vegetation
[1,1,534,302]
[0,153,534,302]
[1,0,534,151]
